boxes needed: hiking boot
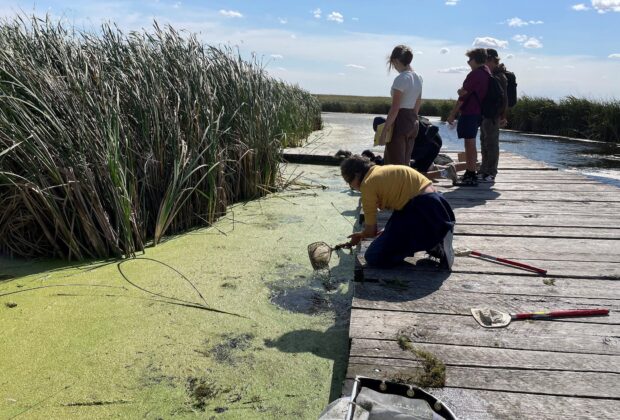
[458,171,478,186]
[440,163,458,185]
[439,230,454,270]
[477,173,496,183]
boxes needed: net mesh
[307,242,332,270]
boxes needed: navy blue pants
[364,192,455,268]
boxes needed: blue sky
[2,0,620,99]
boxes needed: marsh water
[317,112,620,187]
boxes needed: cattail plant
[507,95,620,142]
[0,15,322,259]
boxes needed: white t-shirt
[391,70,423,109]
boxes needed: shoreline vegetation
[0,16,321,260]
[317,94,620,143]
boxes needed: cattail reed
[0,16,322,259]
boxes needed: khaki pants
[479,118,500,176]
[384,109,418,166]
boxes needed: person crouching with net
[340,155,455,269]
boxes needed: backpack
[481,73,504,119]
[504,70,518,107]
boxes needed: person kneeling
[340,155,455,269]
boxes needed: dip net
[308,242,333,270]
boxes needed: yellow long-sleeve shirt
[360,165,432,226]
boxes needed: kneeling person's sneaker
[439,230,454,269]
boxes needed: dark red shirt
[459,65,491,115]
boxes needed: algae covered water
[0,164,359,419]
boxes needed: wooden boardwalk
[345,152,620,419]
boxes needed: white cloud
[572,3,590,11]
[327,11,344,23]
[312,8,321,19]
[173,2,181,9]
[472,37,509,49]
[609,53,620,58]
[445,0,460,5]
[219,9,242,18]
[337,72,346,76]
[507,17,528,27]
[438,66,469,74]
[346,64,366,69]
[524,37,543,49]
[505,54,515,59]
[592,0,620,13]
[278,17,287,24]
[413,50,424,55]
[352,17,359,21]
[506,17,544,27]
[513,34,528,43]
[439,47,450,54]
[270,54,283,59]
[276,67,287,72]
[564,65,576,68]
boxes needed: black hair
[466,48,487,65]
[340,155,375,183]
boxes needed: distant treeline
[316,94,620,143]
[317,94,453,120]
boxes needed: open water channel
[317,112,620,187]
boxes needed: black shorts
[457,114,481,139]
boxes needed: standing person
[339,155,455,269]
[378,45,423,165]
[478,48,508,182]
[446,48,491,186]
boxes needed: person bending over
[340,155,455,269]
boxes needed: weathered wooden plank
[358,254,620,279]
[349,309,620,355]
[438,183,619,192]
[368,205,620,226]
[453,212,620,228]
[355,272,620,299]
[430,387,620,420]
[352,282,619,324]
[445,200,620,214]
[450,236,620,263]
[349,339,620,373]
[346,360,619,398]
[455,224,620,240]
[441,190,620,203]
[359,236,620,263]
[376,211,620,236]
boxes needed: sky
[1,0,620,100]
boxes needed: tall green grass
[0,16,321,259]
[507,95,620,142]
